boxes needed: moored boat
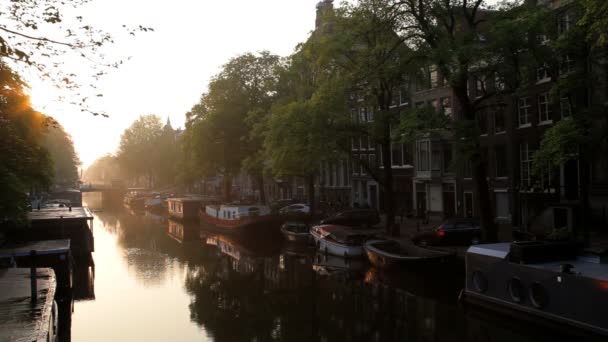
[167,197,202,220]
[280,221,311,243]
[310,224,380,258]
[199,203,283,234]
[463,241,608,338]
[364,239,453,270]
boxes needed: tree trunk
[472,152,498,242]
[307,173,316,217]
[257,174,266,204]
[381,140,398,236]
[580,157,590,246]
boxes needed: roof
[0,268,56,342]
[167,197,203,202]
[0,239,70,258]
[28,207,94,222]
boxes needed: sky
[25,0,328,168]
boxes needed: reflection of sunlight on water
[70,194,212,342]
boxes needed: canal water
[67,193,586,341]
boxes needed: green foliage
[43,123,80,188]
[398,105,451,144]
[532,119,590,177]
[83,154,121,183]
[116,114,164,187]
[580,0,608,47]
[0,63,53,225]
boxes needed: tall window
[477,111,488,135]
[416,141,430,171]
[352,137,358,151]
[430,66,439,88]
[464,159,472,178]
[518,97,531,126]
[391,143,404,167]
[360,135,368,150]
[558,12,571,35]
[559,54,575,76]
[560,96,572,118]
[475,76,486,97]
[360,154,367,175]
[369,154,376,170]
[538,93,552,123]
[495,145,507,178]
[494,72,505,91]
[520,143,534,186]
[359,107,367,122]
[399,83,409,105]
[431,149,442,171]
[493,108,505,133]
[443,145,453,172]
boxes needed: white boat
[310,224,379,258]
[199,203,283,233]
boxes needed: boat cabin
[204,204,271,221]
[167,198,202,220]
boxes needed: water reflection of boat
[364,239,453,270]
[312,252,366,275]
[280,221,311,243]
[167,219,200,243]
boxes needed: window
[495,145,507,178]
[342,160,349,186]
[559,54,575,76]
[416,141,430,171]
[352,157,359,175]
[537,64,550,82]
[464,159,472,178]
[494,73,505,92]
[441,97,452,118]
[360,135,368,150]
[538,34,549,45]
[560,96,572,118]
[399,84,409,105]
[475,76,486,97]
[359,107,367,122]
[391,143,403,166]
[350,108,358,122]
[369,154,376,170]
[431,149,442,171]
[430,66,439,88]
[493,108,505,133]
[477,111,488,135]
[443,146,453,172]
[558,12,571,35]
[367,108,374,122]
[520,143,535,186]
[538,93,552,123]
[495,192,510,220]
[518,97,531,126]
[360,154,367,175]
[352,137,358,151]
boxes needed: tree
[389,0,549,242]
[0,0,152,116]
[0,63,53,225]
[43,122,81,188]
[83,154,122,183]
[184,52,282,202]
[116,114,163,188]
[309,0,417,234]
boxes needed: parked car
[279,203,311,215]
[412,219,481,246]
[320,209,380,228]
[270,199,298,213]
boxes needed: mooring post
[30,250,37,303]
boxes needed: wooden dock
[7,207,95,255]
[0,239,72,289]
[0,268,58,342]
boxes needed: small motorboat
[311,224,380,258]
[280,221,311,243]
[364,239,453,270]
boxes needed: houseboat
[311,224,380,258]
[123,188,148,211]
[167,197,202,220]
[199,204,282,233]
[463,241,608,338]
